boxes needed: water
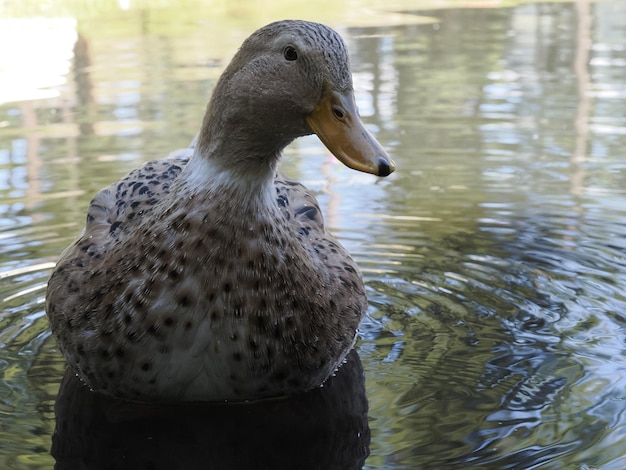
[1,1,626,468]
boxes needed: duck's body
[46,20,394,402]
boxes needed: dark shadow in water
[51,350,369,470]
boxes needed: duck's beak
[306,89,395,177]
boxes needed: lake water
[1,1,626,468]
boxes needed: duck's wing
[274,173,326,235]
[83,141,196,247]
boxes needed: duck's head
[198,20,395,178]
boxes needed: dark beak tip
[376,157,394,177]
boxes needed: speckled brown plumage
[46,20,394,402]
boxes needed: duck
[46,19,395,403]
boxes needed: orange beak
[306,88,395,177]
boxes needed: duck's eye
[284,46,298,61]
[332,106,345,119]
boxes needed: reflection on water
[53,351,368,469]
[1,1,626,469]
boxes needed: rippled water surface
[2,1,626,468]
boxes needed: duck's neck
[176,92,288,208]
[195,116,285,181]
[192,69,302,181]
[176,61,311,208]
[179,152,277,212]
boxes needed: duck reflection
[51,350,369,469]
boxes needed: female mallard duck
[46,19,395,402]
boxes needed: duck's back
[83,148,193,252]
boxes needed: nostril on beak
[377,157,393,177]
